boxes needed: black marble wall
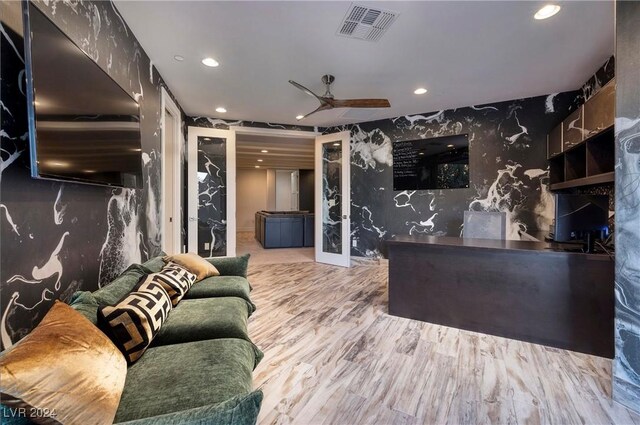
[0,0,182,349]
[325,92,581,257]
[613,0,640,412]
[318,57,615,258]
[186,116,317,133]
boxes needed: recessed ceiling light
[84,169,97,173]
[174,55,184,61]
[215,107,227,113]
[257,159,263,162]
[418,152,425,155]
[204,137,211,141]
[447,144,455,148]
[47,161,70,168]
[414,88,428,95]
[131,148,142,152]
[255,165,260,168]
[534,4,561,20]
[261,150,268,153]
[296,115,304,120]
[333,143,341,146]
[201,57,219,67]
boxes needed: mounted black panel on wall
[393,134,469,190]
[23,2,143,188]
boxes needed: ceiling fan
[289,75,390,120]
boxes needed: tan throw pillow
[98,276,173,364]
[163,252,220,281]
[0,301,127,425]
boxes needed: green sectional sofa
[2,254,263,425]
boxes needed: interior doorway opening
[233,128,317,265]
[161,88,183,254]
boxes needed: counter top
[386,235,611,257]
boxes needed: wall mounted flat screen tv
[23,2,143,188]
[393,134,469,190]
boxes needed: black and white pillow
[156,262,198,306]
[98,278,172,364]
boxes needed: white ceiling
[236,134,315,169]
[114,1,614,127]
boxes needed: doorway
[161,88,182,254]
[315,131,351,267]
[185,125,352,266]
[186,127,236,257]
[233,127,318,265]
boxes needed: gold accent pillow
[163,252,220,281]
[0,301,127,425]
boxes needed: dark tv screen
[24,2,143,188]
[393,134,469,190]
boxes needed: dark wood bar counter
[387,235,614,357]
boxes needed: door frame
[187,126,237,257]
[315,131,351,267]
[160,88,183,254]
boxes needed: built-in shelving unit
[548,79,615,191]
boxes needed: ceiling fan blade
[328,98,391,108]
[289,80,323,101]
[296,103,332,120]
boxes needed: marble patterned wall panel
[196,136,227,257]
[326,91,581,257]
[321,143,342,254]
[613,0,640,412]
[0,0,181,349]
[186,116,318,133]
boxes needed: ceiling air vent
[337,3,399,42]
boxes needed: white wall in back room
[275,170,299,211]
[266,169,276,211]
[237,169,268,232]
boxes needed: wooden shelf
[547,80,615,191]
[563,124,614,155]
[550,172,614,190]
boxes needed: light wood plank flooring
[237,231,314,266]
[247,261,640,425]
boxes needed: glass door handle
[189,217,197,222]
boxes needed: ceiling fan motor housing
[322,74,335,98]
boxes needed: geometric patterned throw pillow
[98,277,173,364]
[154,262,198,306]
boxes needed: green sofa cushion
[114,390,263,425]
[92,264,148,305]
[114,339,262,423]
[153,297,251,347]
[141,255,167,273]
[206,254,250,278]
[185,276,255,311]
[68,291,100,325]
